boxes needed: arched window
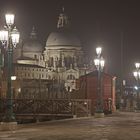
[32,73,34,78]
[49,57,53,67]
[34,54,37,59]
[47,75,51,80]
[67,74,75,80]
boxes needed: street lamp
[133,62,140,110]
[11,76,17,81]
[94,47,105,117]
[0,14,20,126]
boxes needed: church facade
[13,9,88,95]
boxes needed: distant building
[76,71,116,113]
[11,9,87,97]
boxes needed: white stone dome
[46,31,81,47]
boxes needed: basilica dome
[46,8,82,48]
[46,31,81,47]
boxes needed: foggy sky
[0,0,140,83]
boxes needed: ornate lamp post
[0,14,20,129]
[94,47,105,117]
[133,62,140,110]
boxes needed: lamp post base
[0,122,17,131]
[94,112,104,118]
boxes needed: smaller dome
[23,27,43,53]
[23,39,43,53]
[46,31,81,47]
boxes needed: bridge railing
[0,99,91,118]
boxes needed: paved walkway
[0,112,140,140]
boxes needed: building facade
[76,71,116,113]
[12,9,87,96]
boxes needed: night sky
[0,0,140,83]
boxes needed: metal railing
[0,99,91,120]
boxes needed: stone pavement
[0,112,140,140]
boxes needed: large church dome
[23,27,43,53]
[46,31,81,47]
[46,8,81,48]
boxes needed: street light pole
[94,47,105,117]
[6,32,14,121]
[0,13,20,130]
[133,63,140,110]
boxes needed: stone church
[12,9,89,98]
